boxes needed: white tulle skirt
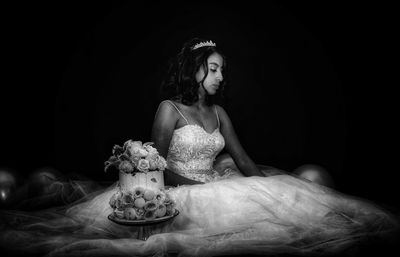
[1,172,398,257]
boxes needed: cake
[119,170,164,192]
[105,140,175,221]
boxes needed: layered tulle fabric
[0,173,398,257]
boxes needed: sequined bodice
[166,124,225,182]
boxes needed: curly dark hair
[160,38,227,106]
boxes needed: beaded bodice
[166,124,224,183]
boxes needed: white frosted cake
[119,170,164,192]
[105,140,175,221]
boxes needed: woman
[152,37,331,187]
[0,38,398,257]
[150,38,398,253]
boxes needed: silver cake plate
[108,209,179,226]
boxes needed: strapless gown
[0,125,399,257]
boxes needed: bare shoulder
[152,100,181,134]
[214,104,230,119]
[156,100,179,118]
[153,100,181,128]
[214,104,233,129]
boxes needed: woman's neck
[194,87,207,109]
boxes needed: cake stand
[108,209,179,240]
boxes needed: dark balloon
[0,169,17,206]
[293,164,335,188]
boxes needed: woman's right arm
[151,101,204,186]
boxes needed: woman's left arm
[216,105,265,177]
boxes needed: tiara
[191,40,216,50]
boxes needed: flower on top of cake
[104,140,167,174]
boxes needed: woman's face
[196,52,224,95]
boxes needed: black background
[1,1,399,211]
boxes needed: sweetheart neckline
[174,124,219,135]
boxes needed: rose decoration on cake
[109,188,176,220]
[104,140,167,174]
